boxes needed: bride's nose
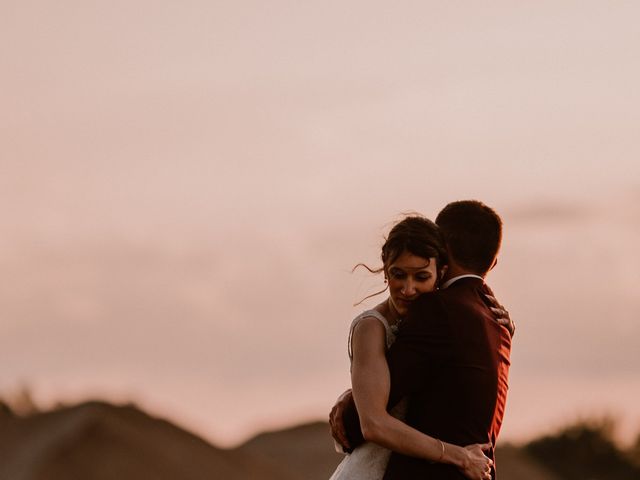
[401,278,416,296]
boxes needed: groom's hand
[329,389,353,452]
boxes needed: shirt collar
[442,274,484,289]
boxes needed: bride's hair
[353,215,448,305]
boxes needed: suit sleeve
[342,393,365,450]
[386,294,451,410]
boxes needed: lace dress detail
[330,309,408,480]
[347,309,395,361]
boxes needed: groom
[331,200,512,479]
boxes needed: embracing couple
[329,200,513,480]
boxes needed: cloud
[506,202,592,225]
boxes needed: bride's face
[386,251,438,318]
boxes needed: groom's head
[435,200,502,276]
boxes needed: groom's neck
[442,261,485,283]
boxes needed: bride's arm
[351,317,492,479]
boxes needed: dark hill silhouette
[525,420,640,480]
[0,401,284,480]
[1,399,638,480]
[493,444,561,480]
[235,421,342,479]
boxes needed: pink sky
[2,1,640,447]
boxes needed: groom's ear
[489,258,498,271]
[439,264,448,281]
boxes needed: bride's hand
[458,442,493,480]
[484,294,515,337]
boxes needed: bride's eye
[390,269,406,279]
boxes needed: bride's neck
[376,298,401,326]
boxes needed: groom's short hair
[436,200,502,275]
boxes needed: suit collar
[442,274,484,289]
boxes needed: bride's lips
[396,298,415,307]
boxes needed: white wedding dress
[329,309,407,480]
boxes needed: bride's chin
[395,300,411,313]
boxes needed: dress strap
[348,309,394,361]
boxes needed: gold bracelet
[438,439,445,462]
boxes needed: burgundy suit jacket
[343,277,511,480]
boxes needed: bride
[329,215,510,480]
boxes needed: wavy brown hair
[354,215,448,305]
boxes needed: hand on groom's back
[330,389,354,452]
[484,293,515,337]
